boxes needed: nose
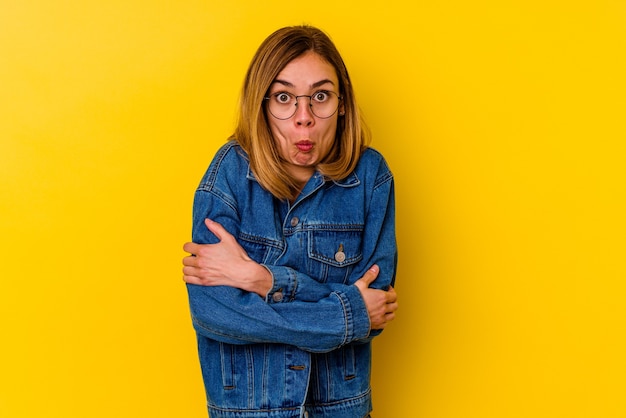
[294,98,314,127]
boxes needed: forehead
[273,51,339,88]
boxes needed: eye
[274,92,293,104]
[312,91,330,103]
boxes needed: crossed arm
[183,218,398,331]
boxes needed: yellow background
[1,1,625,417]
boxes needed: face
[266,51,342,183]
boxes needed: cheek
[269,126,293,160]
[321,120,339,144]
[267,121,287,145]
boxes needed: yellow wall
[1,1,624,417]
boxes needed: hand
[354,265,398,330]
[182,219,272,297]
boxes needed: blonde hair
[231,25,370,200]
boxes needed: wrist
[248,262,273,297]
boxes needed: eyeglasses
[264,90,342,120]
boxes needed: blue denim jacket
[187,140,397,418]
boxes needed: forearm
[187,283,370,352]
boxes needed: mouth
[295,140,314,152]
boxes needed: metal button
[272,291,283,302]
[334,243,346,263]
[334,251,346,263]
[290,217,299,227]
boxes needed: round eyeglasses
[264,90,342,120]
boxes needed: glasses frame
[264,90,343,120]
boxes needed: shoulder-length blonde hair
[231,25,370,200]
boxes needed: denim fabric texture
[187,140,397,418]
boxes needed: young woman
[182,25,398,418]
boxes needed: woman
[182,25,398,418]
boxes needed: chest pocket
[307,227,363,284]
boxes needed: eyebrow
[272,79,336,89]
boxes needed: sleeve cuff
[336,284,371,341]
[261,264,297,303]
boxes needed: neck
[289,166,315,185]
[285,164,315,202]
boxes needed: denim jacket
[187,140,397,418]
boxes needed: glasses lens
[267,92,295,119]
[267,92,340,119]
[310,91,339,118]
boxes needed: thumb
[359,264,380,287]
[204,218,229,242]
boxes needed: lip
[295,140,314,152]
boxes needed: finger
[182,274,203,285]
[385,287,398,303]
[204,218,231,242]
[182,265,201,276]
[182,255,199,267]
[385,301,399,314]
[183,242,201,255]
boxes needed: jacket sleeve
[187,282,369,353]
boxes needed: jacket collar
[246,164,360,188]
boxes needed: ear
[339,102,345,116]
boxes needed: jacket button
[272,291,284,302]
[290,217,299,227]
[334,251,346,263]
